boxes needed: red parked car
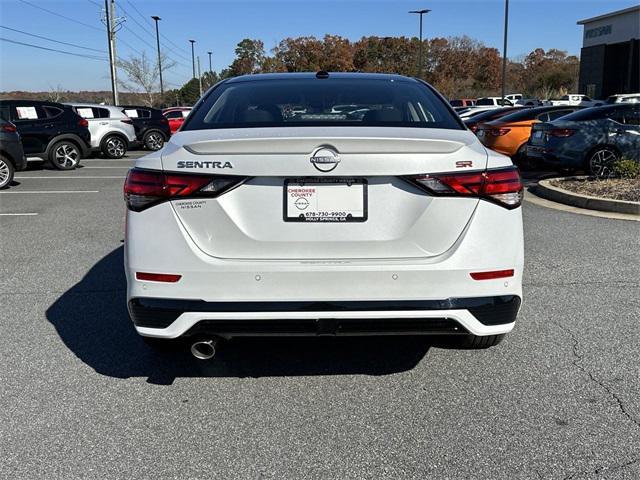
[162,107,192,134]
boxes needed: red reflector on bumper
[470,269,515,280]
[136,272,182,283]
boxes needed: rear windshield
[183,77,462,130]
[464,107,519,122]
[557,106,623,121]
[497,107,565,122]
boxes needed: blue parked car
[527,104,640,177]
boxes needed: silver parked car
[66,104,137,158]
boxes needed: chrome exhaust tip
[190,338,218,360]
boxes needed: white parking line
[15,176,125,179]
[0,213,38,216]
[0,190,99,194]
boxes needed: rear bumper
[125,199,524,339]
[3,140,27,170]
[526,146,583,168]
[130,295,521,338]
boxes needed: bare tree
[117,51,176,107]
[46,84,65,103]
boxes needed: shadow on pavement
[46,247,431,384]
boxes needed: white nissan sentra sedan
[124,72,524,359]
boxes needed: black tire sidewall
[587,146,619,176]
[101,134,127,159]
[0,155,15,189]
[48,141,80,170]
[144,130,164,151]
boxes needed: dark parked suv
[0,100,91,170]
[0,117,27,188]
[119,105,170,151]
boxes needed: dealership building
[577,5,639,99]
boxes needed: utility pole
[207,51,212,74]
[189,39,196,78]
[197,56,203,97]
[103,0,119,104]
[501,0,510,101]
[151,16,163,99]
[409,9,430,78]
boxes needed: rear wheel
[587,146,618,178]
[49,141,81,170]
[143,130,165,151]
[0,155,15,189]
[513,144,533,170]
[101,134,127,159]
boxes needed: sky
[0,0,636,91]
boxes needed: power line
[0,37,107,61]
[124,0,192,57]
[116,36,145,58]
[116,2,156,40]
[121,0,192,63]
[0,25,106,53]
[18,0,103,32]
[120,24,156,51]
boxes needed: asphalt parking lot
[1,153,639,479]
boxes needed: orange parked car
[476,106,581,159]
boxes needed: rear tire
[143,130,165,151]
[101,134,127,159]
[48,140,81,170]
[513,144,534,170]
[0,155,15,189]
[453,334,505,349]
[586,146,618,178]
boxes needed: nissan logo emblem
[310,147,340,172]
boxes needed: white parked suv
[67,104,137,158]
[457,97,516,119]
[124,73,524,359]
[605,93,640,104]
[544,94,603,107]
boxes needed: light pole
[151,15,163,99]
[501,0,510,101]
[409,9,430,78]
[207,51,212,74]
[189,39,196,78]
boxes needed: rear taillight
[121,118,133,125]
[490,128,511,136]
[124,168,246,211]
[549,128,575,137]
[78,118,89,128]
[1,123,17,133]
[410,166,523,209]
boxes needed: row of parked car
[451,93,640,120]
[0,100,192,188]
[462,101,640,177]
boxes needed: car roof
[66,103,120,109]
[225,72,419,84]
[488,105,582,123]
[0,99,67,107]
[119,105,162,111]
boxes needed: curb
[531,178,640,216]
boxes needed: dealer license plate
[284,178,367,222]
